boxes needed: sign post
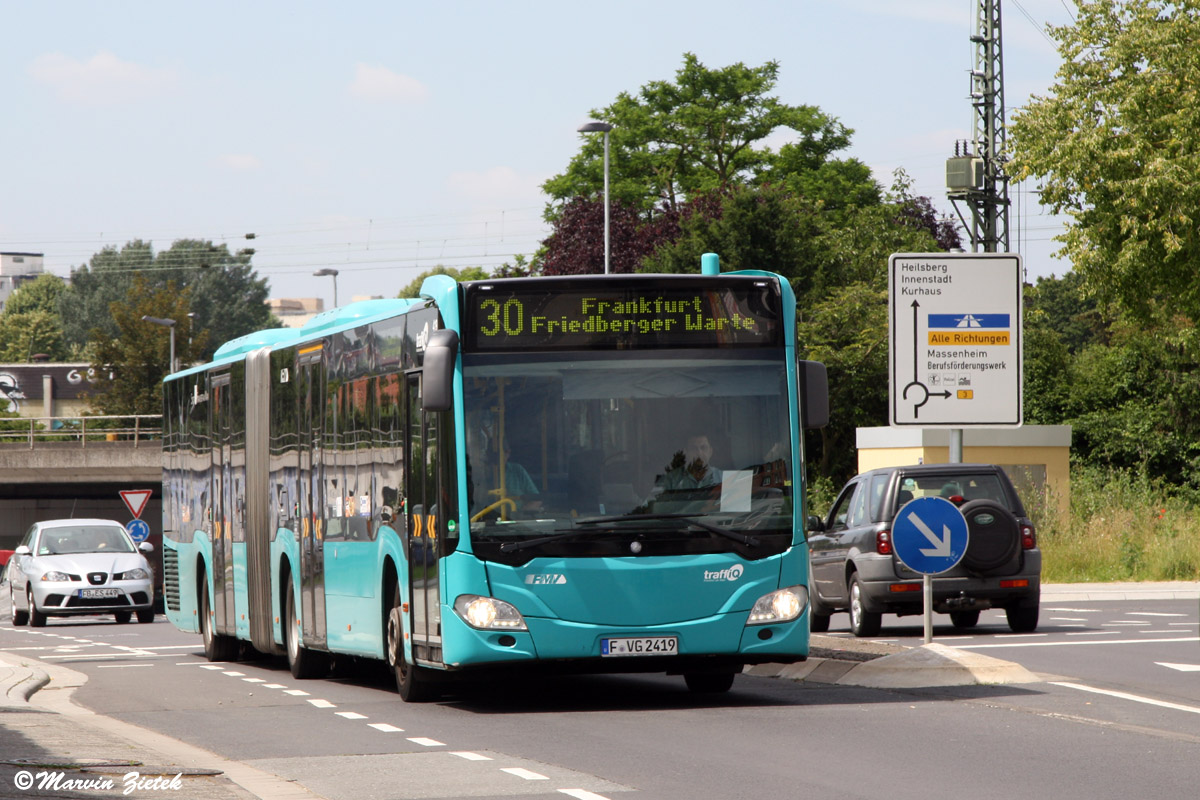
[888,253,1022,428]
[891,496,969,644]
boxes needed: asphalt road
[3,596,1200,800]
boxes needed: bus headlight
[454,595,528,631]
[746,585,808,625]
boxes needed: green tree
[60,239,275,359]
[86,276,208,415]
[0,274,72,361]
[543,53,865,216]
[397,266,491,298]
[1009,0,1200,323]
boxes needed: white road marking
[1158,662,1200,672]
[559,790,612,800]
[451,752,492,761]
[407,737,444,747]
[1128,612,1188,617]
[502,768,549,780]
[262,683,287,689]
[1053,681,1200,715]
[200,665,225,670]
[336,712,367,720]
[283,689,310,696]
[307,699,336,708]
[368,723,404,733]
[960,636,1199,649]
[242,678,265,683]
[1046,607,1100,613]
[96,663,154,668]
[1050,617,1088,622]
[1066,631,1119,637]
[223,671,246,676]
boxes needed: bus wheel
[684,671,736,694]
[285,580,329,679]
[387,586,437,702]
[200,576,238,662]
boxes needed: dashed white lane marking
[451,752,492,761]
[502,767,549,780]
[335,712,367,719]
[1128,612,1188,617]
[283,689,310,696]
[1067,631,1119,636]
[243,677,265,683]
[407,737,445,747]
[96,663,154,668]
[1050,617,1088,622]
[200,665,224,670]
[559,790,612,800]
[959,636,1199,649]
[1053,681,1200,715]
[307,699,336,708]
[223,671,246,676]
[263,683,287,689]
[1158,662,1200,672]
[368,723,404,733]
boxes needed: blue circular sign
[892,496,969,575]
[126,518,151,543]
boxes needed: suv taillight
[876,530,893,555]
[1021,523,1036,550]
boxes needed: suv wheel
[1006,602,1039,633]
[848,574,881,637]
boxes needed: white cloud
[447,166,544,206]
[28,50,177,106]
[348,63,429,104]
[215,154,263,171]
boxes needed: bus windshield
[463,351,793,564]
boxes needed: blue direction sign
[892,496,969,575]
[126,518,150,544]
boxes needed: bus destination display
[464,283,782,352]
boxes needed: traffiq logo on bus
[703,565,744,582]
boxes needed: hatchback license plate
[80,588,120,599]
[601,636,678,657]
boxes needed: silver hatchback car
[7,519,155,626]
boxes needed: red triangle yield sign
[120,490,152,519]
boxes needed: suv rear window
[897,473,1009,508]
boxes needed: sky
[0,0,1079,310]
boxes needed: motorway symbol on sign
[120,489,152,519]
[126,518,150,543]
[892,496,969,575]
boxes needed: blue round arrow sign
[126,518,151,544]
[892,496,969,575]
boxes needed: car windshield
[37,526,135,556]
[463,352,794,562]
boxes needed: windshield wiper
[497,513,763,554]
[575,512,760,547]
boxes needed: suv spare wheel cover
[958,499,1021,572]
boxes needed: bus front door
[210,374,235,636]
[406,373,442,664]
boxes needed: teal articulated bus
[160,256,828,700]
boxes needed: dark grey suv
[806,463,1040,636]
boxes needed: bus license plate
[81,589,120,599]
[601,636,678,657]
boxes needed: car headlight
[747,585,808,625]
[453,594,527,630]
[115,568,150,581]
[41,571,72,582]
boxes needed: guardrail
[0,415,163,449]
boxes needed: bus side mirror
[423,329,459,412]
[799,360,829,430]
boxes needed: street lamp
[577,120,614,274]
[141,315,177,374]
[313,268,339,309]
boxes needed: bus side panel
[164,536,201,634]
[323,535,378,656]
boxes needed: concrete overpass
[0,416,162,551]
